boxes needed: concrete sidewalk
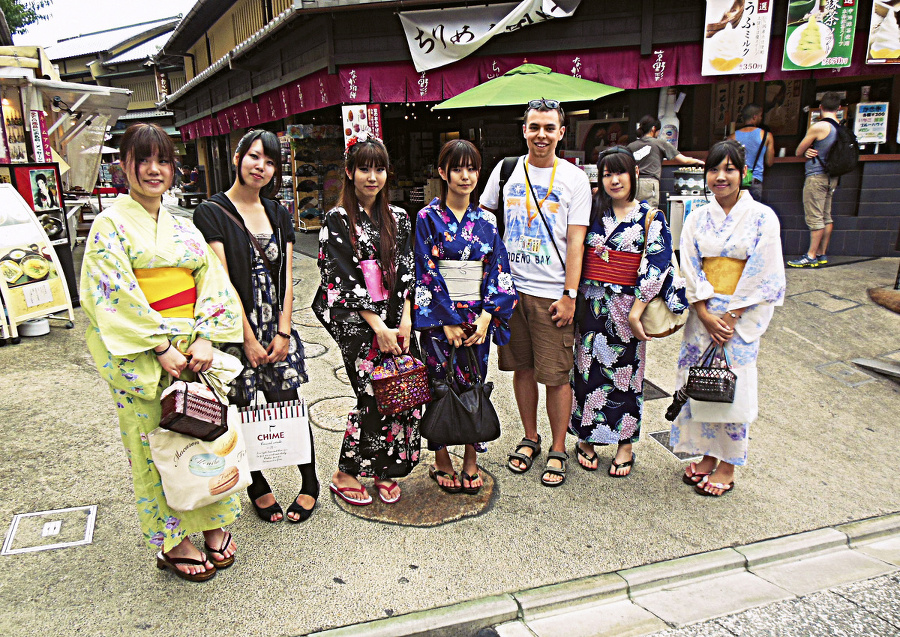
[0,245,898,636]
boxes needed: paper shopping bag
[149,405,251,512]
[239,398,311,471]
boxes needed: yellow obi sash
[702,257,746,295]
[134,267,196,318]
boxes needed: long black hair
[233,129,283,199]
[339,138,398,292]
[592,147,638,224]
[437,139,481,209]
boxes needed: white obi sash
[437,260,483,301]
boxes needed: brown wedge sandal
[156,551,217,582]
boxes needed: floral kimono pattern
[670,192,785,465]
[570,201,687,445]
[80,197,244,553]
[313,204,420,479]
[412,197,518,450]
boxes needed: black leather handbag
[684,343,737,404]
[420,346,501,446]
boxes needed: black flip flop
[429,465,462,493]
[203,530,234,569]
[608,452,636,478]
[460,471,482,495]
[156,551,216,582]
[541,451,568,487]
[575,444,598,471]
[508,435,542,474]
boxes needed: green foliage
[0,0,53,35]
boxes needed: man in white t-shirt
[481,99,591,487]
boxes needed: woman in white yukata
[671,139,786,496]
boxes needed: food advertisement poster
[341,104,383,148]
[702,0,773,76]
[854,102,889,144]
[866,1,900,64]
[0,184,72,326]
[782,0,857,70]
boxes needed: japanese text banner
[782,0,858,70]
[702,0,773,76]
[399,0,582,72]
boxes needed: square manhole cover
[817,361,877,387]
[789,290,860,313]
[2,505,97,556]
[648,430,701,461]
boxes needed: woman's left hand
[185,338,214,373]
[463,312,492,347]
[266,332,290,363]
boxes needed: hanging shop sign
[782,0,858,70]
[399,0,581,72]
[28,111,51,163]
[0,184,75,337]
[854,102,889,144]
[866,1,900,64]
[702,0,774,76]
[341,105,383,149]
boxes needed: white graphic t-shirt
[481,157,591,299]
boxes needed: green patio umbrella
[433,63,622,110]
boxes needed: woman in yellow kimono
[80,124,244,582]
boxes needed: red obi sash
[133,267,197,318]
[583,248,641,286]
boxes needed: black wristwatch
[563,289,577,299]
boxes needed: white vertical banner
[399,0,582,72]
[701,0,773,76]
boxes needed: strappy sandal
[460,471,482,495]
[156,551,216,582]
[429,465,462,494]
[247,484,283,523]
[541,451,568,487]
[203,530,235,569]
[682,462,712,486]
[575,444,598,471]
[609,452,636,478]
[286,481,320,523]
[507,435,542,474]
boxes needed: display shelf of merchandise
[286,124,343,233]
[276,133,295,221]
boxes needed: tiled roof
[46,17,179,61]
[104,32,172,66]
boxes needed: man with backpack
[480,98,591,487]
[789,92,856,268]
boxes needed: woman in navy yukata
[413,140,518,495]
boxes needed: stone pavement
[0,208,898,636]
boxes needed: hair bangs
[439,139,482,174]
[706,139,746,174]
[352,140,389,170]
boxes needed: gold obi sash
[702,257,746,295]
[134,267,196,318]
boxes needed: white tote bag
[149,405,251,512]
[240,398,311,471]
[689,364,758,424]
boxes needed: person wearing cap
[627,115,704,208]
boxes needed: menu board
[854,102,889,144]
[866,1,900,64]
[340,104,384,149]
[782,0,858,70]
[702,0,774,76]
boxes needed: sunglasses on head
[526,98,561,110]
[598,146,634,162]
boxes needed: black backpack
[495,156,520,240]
[821,118,859,177]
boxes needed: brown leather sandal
[203,530,235,569]
[156,551,216,582]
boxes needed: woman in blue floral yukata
[81,124,242,582]
[671,140,785,496]
[570,147,687,478]
[413,140,518,494]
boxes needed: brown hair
[339,138,398,292]
[437,139,481,209]
[593,147,638,224]
[118,123,176,189]
[233,129,283,199]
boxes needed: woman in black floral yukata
[313,134,419,506]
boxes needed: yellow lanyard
[524,159,558,220]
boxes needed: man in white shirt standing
[481,99,591,487]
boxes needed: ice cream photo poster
[702,0,774,76]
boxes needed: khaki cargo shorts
[498,292,574,387]
[636,177,660,209]
[802,173,838,230]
